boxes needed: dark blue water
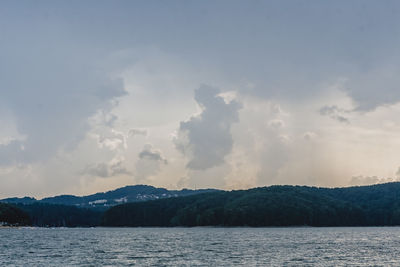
[1,227,399,266]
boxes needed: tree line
[4,182,400,227]
[102,183,400,227]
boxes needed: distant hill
[1,185,218,209]
[102,182,400,227]
[0,185,217,227]
[6,183,400,227]
[0,203,31,226]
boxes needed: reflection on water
[1,227,399,266]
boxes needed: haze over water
[1,227,399,266]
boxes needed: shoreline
[3,225,400,229]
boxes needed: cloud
[303,132,317,141]
[174,85,242,170]
[0,43,127,166]
[319,105,350,123]
[344,67,400,111]
[138,144,168,164]
[94,129,127,151]
[128,128,148,137]
[3,2,400,197]
[349,175,398,186]
[268,119,285,129]
[135,144,167,182]
[0,140,26,166]
[82,157,131,178]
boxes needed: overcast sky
[1,0,400,198]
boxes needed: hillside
[0,185,217,227]
[4,183,400,227]
[102,183,400,227]
[1,185,218,209]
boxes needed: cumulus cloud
[174,85,241,170]
[3,1,400,197]
[135,144,167,182]
[94,129,127,151]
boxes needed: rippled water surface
[1,227,400,266]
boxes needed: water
[1,227,399,266]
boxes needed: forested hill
[1,185,218,209]
[0,185,217,227]
[102,182,400,227]
[0,203,30,226]
[4,183,400,227]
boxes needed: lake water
[1,227,399,266]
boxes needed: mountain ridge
[1,185,218,209]
[102,182,400,227]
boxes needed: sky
[1,0,400,198]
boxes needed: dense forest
[0,203,30,226]
[102,183,400,227]
[15,203,102,227]
[0,202,102,227]
[4,183,400,227]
